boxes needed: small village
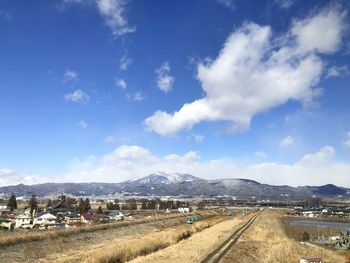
[0,194,193,231]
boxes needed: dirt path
[221,209,346,263]
[129,211,256,263]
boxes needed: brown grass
[84,217,223,263]
[0,211,219,247]
[222,209,346,263]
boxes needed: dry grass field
[0,210,223,263]
[221,209,347,263]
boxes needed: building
[81,213,93,224]
[178,207,192,213]
[108,210,124,220]
[300,257,323,263]
[15,214,33,229]
[33,213,56,227]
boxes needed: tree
[302,231,310,241]
[85,198,91,211]
[78,198,86,214]
[46,199,52,208]
[29,194,38,216]
[7,194,17,211]
[96,206,103,214]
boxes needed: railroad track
[201,209,264,263]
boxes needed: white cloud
[0,169,47,187]
[155,62,175,93]
[275,0,293,9]
[193,134,205,143]
[60,0,135,36]
[96,0,135,36]
[217,0,234,10]
[78,120,88,129]
[133,92,147,102]
[254,151,268,158]
[146,6,347,137]
[344,132,350,148]
[105,136,117,144]
[291,6,347,54]
[3,145,350,187]
[280,136,294,147]
[298,146,334,165]
[120,53,133,70]
[63,70,78,82]
[64,89,90,104]
[116,78,127,89]
[326,65,350,78]
[51,145,350,187]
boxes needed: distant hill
[0,172,349,200]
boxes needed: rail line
[201,209,264,263]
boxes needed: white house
[33,213,56,226]
[108,210,124,220]
[15,214,33,229]
[178,207,192,213]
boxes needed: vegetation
[7,194,17,211]
[29,194,38,216]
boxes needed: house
[108,210,124,220]
[178,207,192,213]
[33,213,56,226]
[81,213,93,224]
[15,214,33,229]
[0,219,14,230]
[64,213,81,224]
[300,257,323,263]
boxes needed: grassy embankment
[0,210,219,247]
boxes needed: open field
[221,209,347,263]
[0,210,224,263]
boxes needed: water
[290,220,350,231]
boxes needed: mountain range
[0,172,349,200]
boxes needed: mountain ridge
[0,172,349,200]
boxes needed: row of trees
[7,194,38,216]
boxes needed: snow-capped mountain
[131,172,200,185]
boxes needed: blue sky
[0,0,350,187]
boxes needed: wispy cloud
[60,0,135,36]
[326,65,350,78]
[133,92,147,102]
[274,0,293,9]
[155,62,175,93]
[120,53,133,70]
[280,136,294,147]
[64,89,90,104]
[216,0,234,10]
[0,10,13,21]
[344,131,350,148]
[63,70,79,83]
[78,120,88,129]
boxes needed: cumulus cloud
[145,6,346,137]
[2,145,350,187]
[0,169,47,187]
[48,145,350,187]
[280,136,294,146]
[63,70,78,82]
[64,89,90,104]
[155,62,175,93]
[78,120,88,129]
[116,78,127,89]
